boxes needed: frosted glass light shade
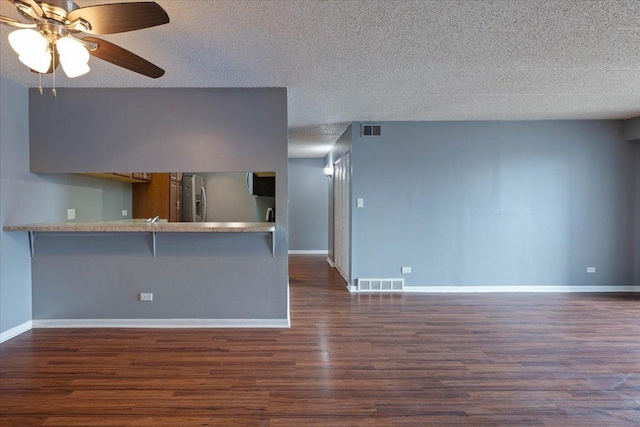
[57,36,90,78]
[19,50,51,73]
[8,29,47,56]
[60,59,90,78]
[56,37,90,63]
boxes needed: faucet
[146,216,160,223]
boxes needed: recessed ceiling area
[1,0,639,158]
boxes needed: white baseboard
[32,318,291,328]
[0,320,33,343]
[288,250,328,255]
[403,285,639,293]
[327,257,335,267]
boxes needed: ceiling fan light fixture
[18,50,51,74]
[60,58,90,78]
[56,36,89,63]
[57,36,90,78]
[2,1,169,81]
[8,28,47,56]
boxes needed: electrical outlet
[587,267,596,273]
[401,267,412,274]
[122,209,128,216]
[67,208,75,220]
[139,293,153,301]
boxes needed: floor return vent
[357,278,404,292]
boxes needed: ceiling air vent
[361,124,381,137]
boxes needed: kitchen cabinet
[132,173,182,221]
[247,172,276,197]
[80,173,151,183]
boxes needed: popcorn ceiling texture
[1,0,639,157]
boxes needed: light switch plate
[357,198,364,208]
[67,209,75,220]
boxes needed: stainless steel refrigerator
[182,174,207,222]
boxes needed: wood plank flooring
[1,255,639,426]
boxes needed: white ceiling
[1,0,639,158]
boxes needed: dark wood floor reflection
[1,255,639,426]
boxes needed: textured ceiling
[1,0,639,157]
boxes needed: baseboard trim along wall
[347,285,639,293]
[288,250,328,255]
[327,257,335,267]
[403,285,639,293]
[32,319,291,328]
[0,320,33,344]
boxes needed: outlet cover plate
[587,267,596,273]
[139,293,153,301]
[401,267,412,274]
[67,209,75,220]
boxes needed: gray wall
[623,116,640,141]
[347,120,637,288]
[324,124,353,262]
[1,77,132,335]
[635,143,640,286]
[288,158,329,251]
[1,76,32,334]
[27,88,288,320]
[20,174,132,223]
[197,172,257,222]
[626,116,640,286]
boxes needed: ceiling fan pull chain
[51,50,57,97]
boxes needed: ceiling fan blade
[0,14,36,28]
[9,0,44,22]
[67,2,169,35]
[83,36,164,78]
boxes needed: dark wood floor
[1,255,639,426]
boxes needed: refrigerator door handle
[201,186,207,222]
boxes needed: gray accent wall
[288,158,328,251]
[623,116,640,141]
[1,77,132,334]
[347,120,637,288]
[27,88,288,320]
[1,76,32,334]
[635,143,640,286]
[197,172,257,222]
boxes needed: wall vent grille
[357,278,404,292]
[361,124,382,137]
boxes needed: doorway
[333,153,350,284]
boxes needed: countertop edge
[3,222,276,233]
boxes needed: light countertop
[3,221,275,233]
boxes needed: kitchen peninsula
[3,221,276,257]
[1,86,289,335]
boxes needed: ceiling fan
[0,0,169,83]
